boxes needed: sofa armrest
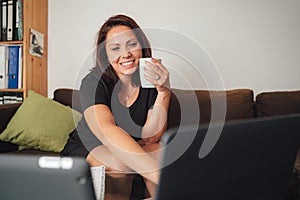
[0,103,21,153]
[0,103,21,133]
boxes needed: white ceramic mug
[139,58,162,88]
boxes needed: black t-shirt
[76,68,158,152]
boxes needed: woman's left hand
[144,58,170,92]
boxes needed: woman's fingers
[144,59,169,86]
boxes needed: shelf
[0,89,24,92]
[0,0,48,102]
[0,41,23,45]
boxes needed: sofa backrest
[167,89,254,128]
[255,90,300,117]
[53,88,82,113]
[53,88,300,128]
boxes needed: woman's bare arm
[141,90,171,145]
[84,104,160,184]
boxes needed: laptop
[0,155,97,200]
[155,114,300,200]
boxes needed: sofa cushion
[256,90,300,117]
[0,90,82,152]
[168,89,254,128]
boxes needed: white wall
[48,0,300,97]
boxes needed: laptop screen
[0,155,97,200]
[156,114,300,200]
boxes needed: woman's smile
[120,59,135,67]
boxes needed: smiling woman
[60,14,171,199]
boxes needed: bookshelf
[0,0,48,103]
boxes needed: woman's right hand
[144,58,170,93]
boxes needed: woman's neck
[118,79,139,107]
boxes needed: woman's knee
[86,148,131,173]
[86,152,103,167]
[142,142,163,162]
[142,142,162,152]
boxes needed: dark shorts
[60,129,89,158]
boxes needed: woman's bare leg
[87,146,134,200]
[141,142,162,198]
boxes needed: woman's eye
[111,47,120,51]
[128,42,137,47]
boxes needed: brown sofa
[1,88,300,199]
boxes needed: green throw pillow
[0,90,82,152]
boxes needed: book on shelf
[17,44,22,88]
[16,0,23,41]
[0,44,22,89]
[7,45,19,88]
[1,0,8,41]
[1,0,22,41]
[0,45,8,88]
[7,0,16,41]
[16,91,22,102]
[0,0,2,40]
[0,91,22,104]
[0,92,3,104]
